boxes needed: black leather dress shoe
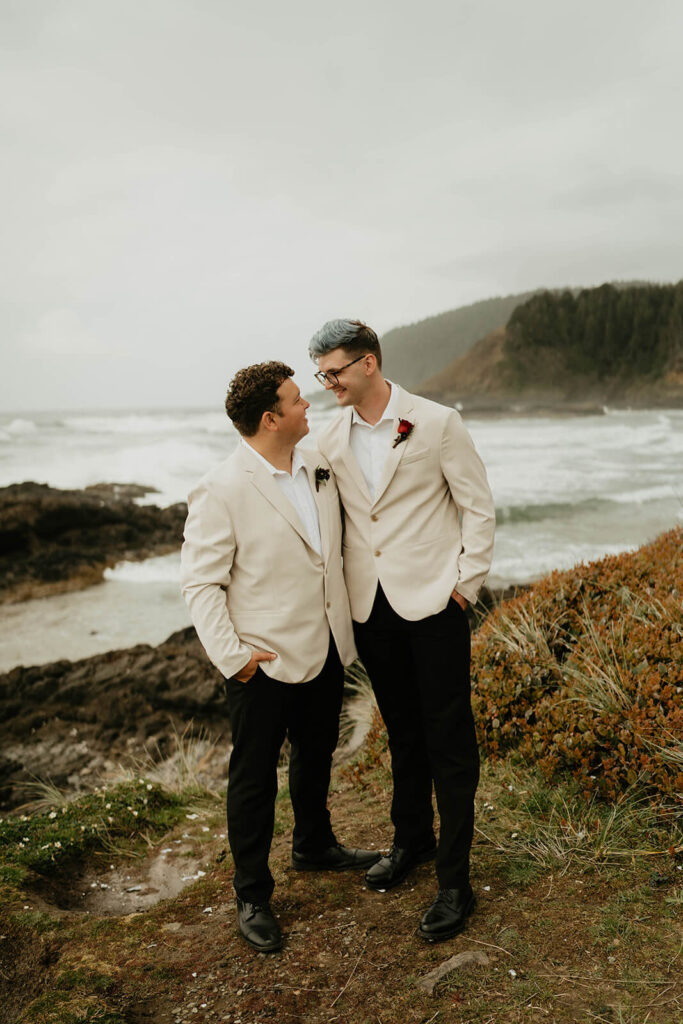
[291,843,380,872]
[417,885,476,942]
[365,843,437,891]
[236,899,282,952]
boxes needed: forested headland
[421,281,683,408]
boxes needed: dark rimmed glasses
[314,354,365,386]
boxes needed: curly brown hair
[225,361,295,437]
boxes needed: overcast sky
[2,0,682,412]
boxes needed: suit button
[326,601,331,609]
[374,550,381,557]
[371,513,379,522]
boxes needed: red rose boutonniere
[314,466,330,492]
[392,418,414,448]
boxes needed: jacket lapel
[372,387,416,506]
[237,445,321,559]
[302,450,331,563]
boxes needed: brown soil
[3,770,680,1024]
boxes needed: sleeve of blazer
[440,410,496,605]
[180,480,252,679]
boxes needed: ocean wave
[474,410,683,459]
[610,484,681,504]
[3,418,38,436]
[495,498,603,524]
[0,435,236,506]
[61,412,232,436]
[489,541,638,587]
[495,487,680,524]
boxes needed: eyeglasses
[314,354,365,386]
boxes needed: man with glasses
[181,361,379,953]
[309,321,495,942]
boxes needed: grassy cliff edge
[1,529,681,1023]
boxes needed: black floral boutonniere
[392,418,415,448]
[314,466,330,492]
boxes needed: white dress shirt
[241,440,322,557]
[350,381,398,499]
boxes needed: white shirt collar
[241,438,306,478]
[351,380,397,427]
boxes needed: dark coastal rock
[0,481,187,602]
[0,626,226,810]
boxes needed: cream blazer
[317,386,496,622]
[180,445,356,683]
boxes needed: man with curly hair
[180,361,378,953]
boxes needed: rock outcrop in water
[0,626,227,810]
[0,481,187,602]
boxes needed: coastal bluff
[0,482,187,603]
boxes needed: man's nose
[323,376,336,390]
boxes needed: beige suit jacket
[317,386,495,622]
[180,445,356,683]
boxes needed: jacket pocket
[400,447,430,465]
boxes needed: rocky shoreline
[0,583,520,813]
[0,626,226,811]
[0,481,187,603]
[0,481,524,813]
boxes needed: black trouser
[224,637,344,903]
[354,585,479,890]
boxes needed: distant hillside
[380,291,537,389]
[421,282,683,409]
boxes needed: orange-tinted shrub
[471,527,682,802]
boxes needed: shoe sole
[365,847,437,892]
[417,893,476,943]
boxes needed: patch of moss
[19,992,128,1024]
[0,779,185,882]
[54,968,116,995]
[0,863,25,885]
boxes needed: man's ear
[261,409,279,433]
[363,353,377,376]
